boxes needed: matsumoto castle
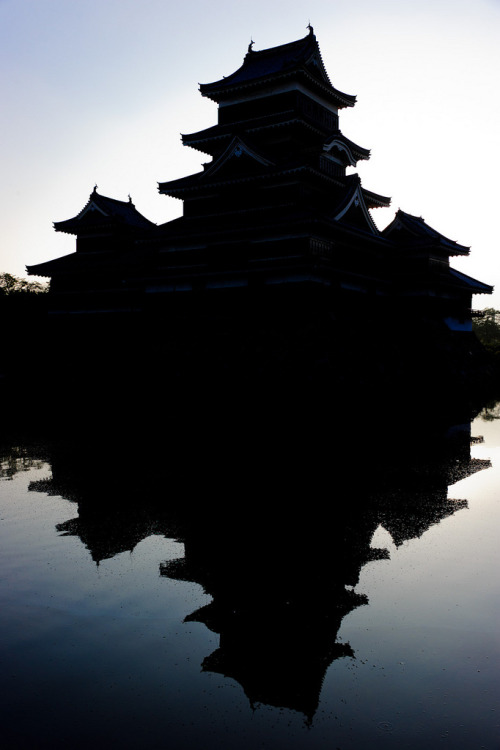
[26,28,493,403]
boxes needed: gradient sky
[2,0,499,308]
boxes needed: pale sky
[1,0,499,308]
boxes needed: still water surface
[1,408,499,749]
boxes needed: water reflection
[15,406,490,725]
[0,445,47,480]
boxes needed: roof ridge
[244,33,313,58]
[199,30,354,106]
[91,190,136,208]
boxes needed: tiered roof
[383,210,470,256]
[160,30,390,230]
[182,116,334,155]
[26,249,125,279]
[323,132,370,166]
[53,188,155,235]
[26,28,492,313]
[199,29,356,109]
[332,175,387,233]
[448,268,493,295]
[26,189,155,279]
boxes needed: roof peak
[385,210,470,255]
[242,31,317,61]
[90,187,135,207]
[200,30,355,108]
[53,189,155,234]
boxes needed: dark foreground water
[1,406,499,749]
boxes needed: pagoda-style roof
[159,133,355,199]
[383,210,470,256]
[202,136,275,177]
[159,162,348,199]
[26,25,492,336]
[200,30,356,109]
[26,250,113,278]
[448,268,493,295]
[336,174,391,211]
[331,176,382,235]
[362,186,391,209]
[158,139,274,197]
[53,188,155,235]
[182,115,329,156]
[323,131,371,166]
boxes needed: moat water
[1,404,499,749]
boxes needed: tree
[472,308,500,354]
[0,272,48,295]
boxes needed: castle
[26,29,493,408]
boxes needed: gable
[79,200,108,219]
[304,48,332,87]
[383,211,469,256]
[333,185,379,235]
[202,137,275,180]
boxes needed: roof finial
[93,184,98,194]
[307,21,314,35]
[128,194,132,203]
[248,38,254,53]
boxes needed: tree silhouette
[0,272,48,296]
[473,308,500,356]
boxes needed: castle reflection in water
[9,398,489,724]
